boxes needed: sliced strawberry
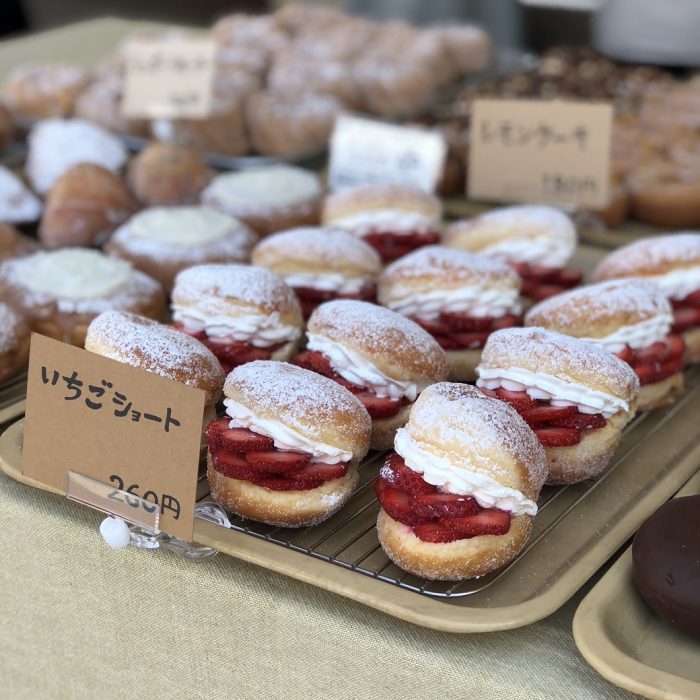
[333,376,365,394]
[495,387,536,411]
[289,462,347,483]
[292,350,334,377]
[226,345,272,366]
[682,289,700,308]
[375,482,424,525]
[410,492,481,520]
[299,298,320,320]
[635,363,658,386]
[211,451,259,481]
[478,386,499,398]
[434,335,462,350]
[512,262,532,277]
[220,428,274,454]
[205,417,231,449]
[412,522,460,543]
[672,306,700,333]
[442,509,512,537]
[614,345,635,365]
[452,331,491,349]
[554,267,583,286]
[527,264,560,283]
[528,284,567,301]
[635,341,669,363]
[520,405,577,426]
[412,316,452,336]
[534,426,581,447]
[439,312,492,332]
[659,357,684,380]
[293,286,336,302]
[551,412,607,430]
[253,476,323,491]
[357,392,405,419]
[666,335,686,360]
[245,450,310,472]
[491,314,521,330]
[379,453,435,496]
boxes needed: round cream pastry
[201,165,323,238]
[0,248,166,346]
[171,263,303,374]
[592,232,700,364]
[526,279,683,411]
[0,165,42,224]
[375,382,547,581]
[104,206,258,292]
[476,327,640,485]
[294,299,449,450]
[322,183,442,263]
[0,302,30,384]
[444,205,582,303]
[251,227,382,319]
[25,118,127,195]
[377,245,522,382]
[206,360,371,527]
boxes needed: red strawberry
[220,428,274,454]
[439,312,492,332]
[379,453,435,495]
[442,509,512,537]
[554,267,583,286]
[205,417,231,448]
[289,462,347,483]
[659,357,684,379]
[434,335,462,350]
[292,350,334,377]
[635,363,658,386]
[452,331,490,349]
[227,345,273,366]
[512,262,531,277]
[672,306,700,333]
[253,476,323,491]
[495,387,536,411]
[333,376,365,394]
[293,286,336,302]
[520,405,577,426]
[534,426,581,447]
[666,335,686,360]
[245,450,310,472]
[211,451,259,481]
[682,289,700,308]
[635,341,668,363]
[412,316,452,336]
[299,298,320,320]
[357,392,405,419]
[519,278,538,297]
[412,522,460,543]
[614,345,635,365]
[550,412,607,430]
[375,483,424,525]
[410,492,480,520]
[491,314,521,330]
[478,386,498,398]
[527,265,560,283]
[528,284,567,301]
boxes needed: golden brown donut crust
[377,510,533,581]
[0,223,38,261]
[369,403,412,451]
[682,326,700,364]
[638,372,684,412]
[446,347,481,382]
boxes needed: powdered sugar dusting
[0,302,23,354]
[468,205,576,241]
[0,166,42,223]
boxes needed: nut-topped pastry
[293,299,449,450]
[477,327,639,485]
[0,302,30,384]
[322,184,442,263]
[251,227,382,318]
[378,245,522,381]
[205,360,371,527]
[0,248,166,346]
[593,233,700,364]
[444,205,582,303]
[526,280,684,411]
[0,165,42,225]
[374,383,547,581]
[171,264,303,374]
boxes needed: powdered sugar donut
[293,299,449,450]
[252,227,381,318]
[476,327,639,485]
[206,360,371,527]
[375,382,546,581]
[0,165,42,224]
[0,302,30,384]
[378,245,522,381]
[105,206,257,291]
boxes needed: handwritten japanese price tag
[328,114,447,193]
[468,99,612,208]
[121,38,215,119]
[22,334,206,541]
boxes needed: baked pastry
[206,360,371,527]
[2,64,88,121]
[444,205,582,303]
[0,224,38,261]
[431,25,491,76]
[39,163,137,248]
[25,118,128,195]
[126,142,212,206]
[0,165,42,224]
[251,227,381,319]
[0,248,165,346]
[171,264,303,373]
[0,103,14,151]
[476,327,639,485]
[293,299,449,450]
[322,184,442,263]
[525,280,684,411]
[633,496,700,639]
[593,233,700,364]
[105,206,258,292]
[0,302,30,383]
[85,310,224,407]
[377,246,522,382]
[201,165,322,238]
[375,382,547,581]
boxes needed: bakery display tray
[3,366,700,633]
[573,470,700,700]
[0,372,26,424]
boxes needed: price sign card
[22,334,206,541]
[121,38,216,119]
[468,99,612,208]
[328,114,447,193]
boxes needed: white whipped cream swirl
[284,273,370,296]
[581,313,673,353]
[333,209,437,237]
[481,236,573,267]
[648,266,700,301]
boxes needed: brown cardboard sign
[22,334,205,541]
[121,38,215,119]
[468,99,612,208]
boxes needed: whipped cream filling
[306,332,419,400]
[385,284,522,321]
[224,398,352,465]
[481,235,573,267]
[173,306,301,348]
[476,366,628,417]
[128,207,234,245]
[581,313,673,353]
[284,273,370,296]
[394,428,538,516]
[648,266,700,301]
[332,209,438,237]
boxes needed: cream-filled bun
[296,299,449,450]
[376,382,547,581]
[592,233,700,364]
[322,183,442,263]
[85,310,224,406]
[171,263,303,373]
[0,302,30,384]
[251,226,382,318]
[378,245,521,381]
[207,360,371,527]
[525,280,683,411]
[477,327,640,485]
[0,165,42,224]
[105,206,258,292]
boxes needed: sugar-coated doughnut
[0,165,42,224]
[0,302,30,384]
[0,223,38,262]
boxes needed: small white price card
[121,38,216,119]
[468,99,613,208]
[328,115,447,193]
